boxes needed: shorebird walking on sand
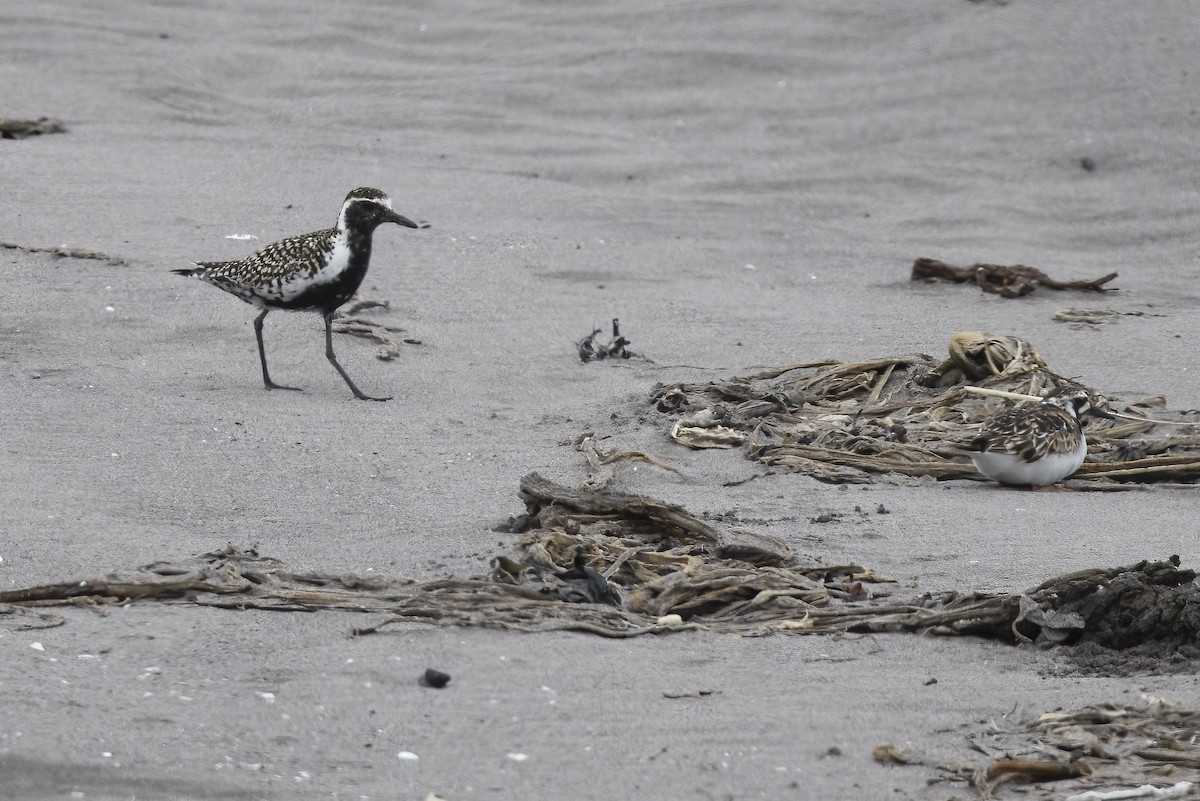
[174,187,426,401]
[965,389,1110,488]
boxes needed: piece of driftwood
[670,408,746,450]
[515,471,723,541]
[0,117,65,139]
[655,333,1200,486]
[573,433,681,491]
[912,257,1118,298]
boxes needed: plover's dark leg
[323,311,391,402]
[253,309,302,392]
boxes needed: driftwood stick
[0,576,221,604]
[519,472,723,544]
[961,385,1045,403]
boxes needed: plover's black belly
[268,254,370,313]
[251,231,372,313]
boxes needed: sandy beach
[3,1,1199,798]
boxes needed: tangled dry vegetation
[877,699,1200,799]
[656,332,1200,486]
[2,334,1195,669]
[3,468,1195,798]
[2,474,1196,662]
[2,334,1197,651]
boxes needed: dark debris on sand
[912,256,1118,298]
[0,117,65,139]
[1,241,126,266]
[578,318,635,362]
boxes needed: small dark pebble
[924,677,938,686]
[1079,156,1096,172]
[421,668,451,688]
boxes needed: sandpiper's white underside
[970,436,1087,486]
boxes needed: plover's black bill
[385,210,422,229]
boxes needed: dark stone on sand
[422,668,451,688]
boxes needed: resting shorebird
[966,389,1109,487]
[173,187,426,401]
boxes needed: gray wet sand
[3,2,1198,799]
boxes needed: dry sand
[2,1,1198,798]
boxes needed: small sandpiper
[965,389,1110,487]
[174,187,426,401]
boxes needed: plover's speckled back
[965,389,1108,487]
[174,187,427,401]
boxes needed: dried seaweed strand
[1,241,126,265]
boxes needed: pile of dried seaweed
[880,699,1200,799]
[656,332,1200,486]
[2,475,1196,661]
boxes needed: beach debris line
[912,257,1118,297]
[654,332,1200,486]
[578,318,635,362]
[1,479,1197,657]
[0,117,65,139]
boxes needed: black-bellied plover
[174,187,426,401]
[966,389,1110,487]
